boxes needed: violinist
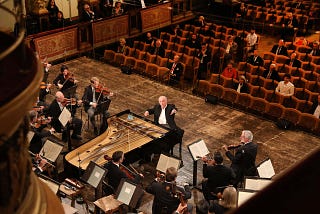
[29,110,53,154]
[103,151,143,195]
[82,77,112,136]
[146,167,191,214]
[53,65,77,95]
[39,82,52,103]
[201,151,235,201]
[222,130,258,187]
[46,91,83,141]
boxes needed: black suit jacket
[203,164,235,193]
[104,161,128,191]
[52,73,76,93]
[246,55,264,66]
[147,104,178,130]
[271,45,288,56]
[47,100,64,132]
[82,85,98,111]
[262,69,281,82]
[286,58,302,68]
[185,39,201,50]
[168,62,183,81]
[148,46,165,58]
[234,82,249,93]
[146,181,191,214]
[226,142,258,182]
[309,48,320,56]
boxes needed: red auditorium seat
[249,96,269,116]
[298,113,318,132]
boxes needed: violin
[40,82,52,89]
[226,143,243,150]
[61,98,78,107]
[95,84,113,96]
[32,115,51,129]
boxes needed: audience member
[295,36,308,46]
[246,49,264,66]
[194,15,206,27]
[281,12,298,41]
[234,75,249,93]
[148,39,165,57]
[224,36,238,63]
[271,39,288,56]
[51,11,67,29]
[263,63,280,81]
[197,43,211,80]
[100,0,113,17]
[185,34,201,50]
[116,37,129,55]
[201,151,235,201]
[112,1,124,16]
[199,25,214,37]
[145,32,155,45]
[286,52,301,68]
[209,186,237,214]
[245,28,257,51]
[308,41,320,56]
[171,24,182,37]
[81,3,95,22]
[222,62,238,79]
[275,73,294,96]
[222,130,258,186]
[47,0,59,25]
[310,94,320,119]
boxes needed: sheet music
[140,0,146,8]
[117,181,136,205]
[156,154,181,173]
[62,203,78,214]
[38,177,60,194]
[87,165,106,188]
[188,139,210,161]
[39,140,63,162]
[27,131,35,143]
[257,159,275,178]
[245,178,272,191]
[237,190,256,207]
[59,107,71,127]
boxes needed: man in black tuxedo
[144,96,184,153]
[47,91,83,141]
[280,12,298,41]
[148,39,165,57]
[246,49,264,66]
[308,42,320,56]
[263,63,281,82]
[81,3,95,22]
[223,130,258,187]
[197,43,211,80]
[271,39,288,56]
[201,151,235,201]
[185,34,201,50]
[286,52,301,68]
[168,55,183,85]
[103,151,143,194]
[146,167,191,214]
[82,77,112,135]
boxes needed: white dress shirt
[158,106,167,125]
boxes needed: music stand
[115,178,144,208]
[256,158,275,178]
[38,174,61,195]
[39,139,63,164]
[187,139,210,187]
[81,161,108,199]
[244,176,272,191]
[96,99,111,115]
[62,85,77,98]
[237,189,258,208]
[156,153,181,173]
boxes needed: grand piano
[65,110,174,171]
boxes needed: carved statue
[32,0,49,15]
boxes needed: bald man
[144,96,184,155]
[47,91,83,141]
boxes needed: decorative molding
[140,3,172,32]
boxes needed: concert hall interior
[1,0,320,213]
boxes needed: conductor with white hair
[222,130,258,187]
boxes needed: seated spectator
[222,62,238,79]
[100,0,113,17]
[185,34,201,50]
[293,0,305,10]
[308,41,320,56]
[263,63,280,82]
[47,0,59,25]
[245,28,257,51]
[168,55,183,85]
[275,73,294,96]
[295,36,308,46]
[81,3,95,22]
[51,11,67,29]
[197,43,211,80]
[194,15,206,27]
[148,39,165,57]
[271,39,288,56]
[199,25,214,37]
[234,75,249,93]
[171,24,182,37]
[224,36,238,63]
[310,94,320,118]
[286,52,301,68]
[112,1,124,16]
[209,186,237,214]
[145,32,155,45]
[280,12,298,41]
[116,38,129,55]
[246,49,264,66]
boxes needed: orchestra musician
[46,91,83,141]
[144,96,184,155]
[167,55,183,86]
[146,167,191,214]
[82,77,112,136]
[103,151,143,195]
[53,65,77,96]
[201,151,235,201]
[222,130,258,187]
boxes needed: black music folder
[115,178,144,208]
[81,161,108,189]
